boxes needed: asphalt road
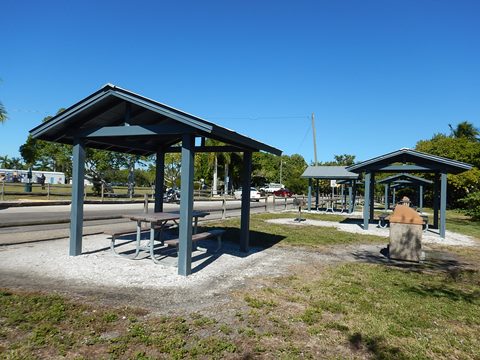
[0,199,292,245]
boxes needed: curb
[0,215,123,228]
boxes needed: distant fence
[0,182,157,201]
[0,181,305,207]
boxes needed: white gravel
[0,234,303,291]
[266,218,478,247]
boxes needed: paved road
[0,199,293,245]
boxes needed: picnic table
[110,211,210,263]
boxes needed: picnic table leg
[150,221,163,264]
[192,216,199,251]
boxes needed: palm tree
[449,121,479,141]
[0,155,10,168]
[0,102,7,124]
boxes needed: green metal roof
[346,148,472,174]
[30,84,282,156]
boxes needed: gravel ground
[266,218,478,247]
[1,216,475,315]
[0,232,384,314]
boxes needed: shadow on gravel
[103,226,285,273]
[351,246,474,277]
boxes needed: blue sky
[1,0,479,165]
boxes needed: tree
[449,121,479,141]
[416,131,480,207]
[0,101,7,124]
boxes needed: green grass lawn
[1,212,479,358]
[204,212,387,248]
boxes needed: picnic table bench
[108,211,213,263]
[107,223,174,258]
[164,229,225,253]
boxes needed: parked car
[234,187,261,201]
[273,188,293,197]
[259,183,284,194]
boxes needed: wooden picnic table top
[122,211,209,223]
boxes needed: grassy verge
[1,212,479,358]
[2,260,478,359]
[204,212,387,248]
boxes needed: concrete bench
[164,229,225,253]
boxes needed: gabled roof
[377,173,433,185]
[301,166,359,180]
[346,148,472,174]
[30,84,282,156]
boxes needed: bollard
[101,183,104,202]
[264,195,268,212]
[284,197,287,210]
[144,194,149,213]
[222,197,227,219]
[272,195,276,212]
[1,180,4,201]
[47,183,50,200]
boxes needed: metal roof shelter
[346,148,472,238]
[301,166,359,213]
[30,84,282,276]
[377,173,433,213]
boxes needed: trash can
[389,205,423,262]
[24,183,32,193]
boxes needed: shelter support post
[440,172,447,238]
[392,187,396,205]
[363,172,371,230]
[419,185,424,213]
[315,179,319,210]
[369,172,375,221]
[433,173,440,229]
[240,151,252,252]
[351,180,357,213]
[307,178,312,211]
[178,134,195,276]
[70,138,86,256]
[154,150,165,213]
[384,184,389,211]
[348,183,353,213]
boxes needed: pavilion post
[440,172,447,238]
[433,173,440,229]
[154,150,165,213]
[363,172,371,230]
[307,178,312,211]
[369,172,375,221]
[240,151,252,252]
[315,179,319,210]
[419,185,424,213]
[178,134,195,276]
[351,180,357,213]
[70,138,86,256]
[384,184,389,211]
[348,182,353,213]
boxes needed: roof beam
[81,124,192,138]
[369,164,443,172]
[165,145,245,153]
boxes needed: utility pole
[311,113,318,165]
